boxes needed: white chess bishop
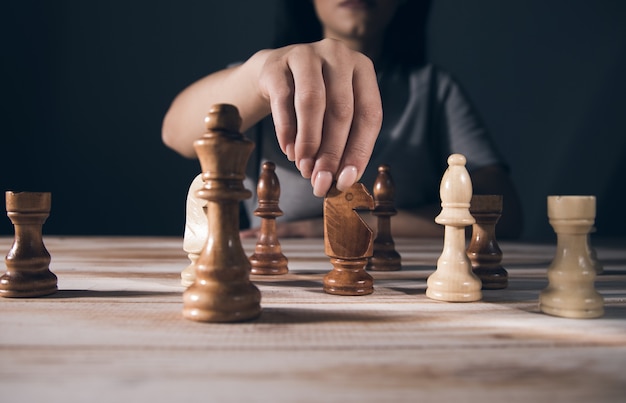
[426,154,482,302]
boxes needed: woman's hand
[254,39,382,197]
[163,39,382,198]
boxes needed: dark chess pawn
[249,161,288,275]
[1,191,57,298]
[367,164,401,271]
[467,195,508,289]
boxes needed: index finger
[337,57,382,188]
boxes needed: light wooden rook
[1,191,57,298]
[249,161,288,275]
[182,104,261,322]
[587,226,603,274]
[426,154,482,302]
[539,195,604,318]
[324,183,375,295]
[467,195,507,289]
[367,164,401,271]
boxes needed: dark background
[1,0,625,240]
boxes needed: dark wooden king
[182,104,261,322]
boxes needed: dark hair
[272,0,432,70]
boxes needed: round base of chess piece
[182,243,262,323]
[250,252,288,275]
[425,274,482,302]
[539,293,604,319]
[324,258,373,296]
[182,247,262,323]
[473,266,508,290]
[426,240,483,301]
[0,271,57,298]
[539,196,604,319]
[426,228,482,301]
[1,191,57,298]
[183,282,262,323]
[367,248,401,271]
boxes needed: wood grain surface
[1,236,625,402]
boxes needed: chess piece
[587,226,603,274]
[323,183,375,295]
[181,174,207,287]
[249,161,288,275]
[426,154,482,302]
[1,191,57,298]
[182,104,262,322]
[467,195,508,289]
[367,164,401,271]
[539,196,604,318]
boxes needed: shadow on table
[42,289,181,299]
[602,304,626,319]
[257,306,400,324]
[397,264,435,272]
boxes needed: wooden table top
[1,236,625,402]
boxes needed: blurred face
[313,0,401,47]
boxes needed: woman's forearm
[162,51,271,158]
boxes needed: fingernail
[336,165,358,192]
[285,143,295,161]
[298,158,314,178]
[313,171,333,197]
